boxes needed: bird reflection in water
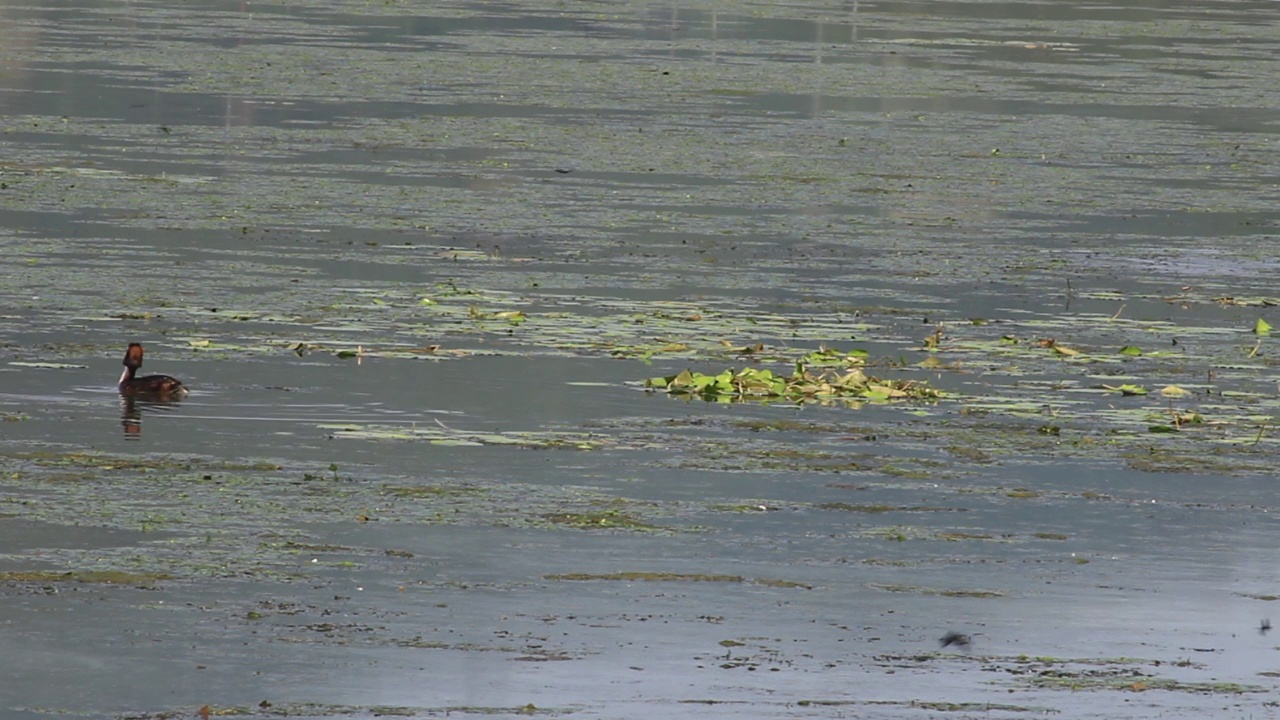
[120,394,184,439]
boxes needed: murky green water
[2,1,1279,718]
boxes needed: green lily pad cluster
[645,349,942,404]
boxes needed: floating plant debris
[645,350,943,404]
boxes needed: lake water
[2,1,1279,718]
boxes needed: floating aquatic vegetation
[645,349,943,404]
[541,509,664,531]
[1215,296,1280,307]
[545,572,810,588]
[1103,383,1149,396]
[869,583,1003,598]
[548,571,743,582]
[6,361,87,369]
[816,502,956,514]
[1022,674,1262,694]
[0,570,173,585]
[7,451,280,473]
[318,422,604,449]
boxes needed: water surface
[2,1,1280,718]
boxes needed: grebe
[117,343,187,397]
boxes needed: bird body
[117,343,188,397]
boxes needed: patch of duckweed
[945,446,993,463]
[788,699,1054,713]
[709,502,776,513]
[393,637,576,662]
[877,526,915,542]
[879,465,942,480]
[1010,655,1163,665]
[754,578,813,589]
[907,702,1049,712]
[869,583,1003,598]
[954,653,1263,695]
[1,570,173,585]
[1005,489,1042,499]
[905,414,1280,476]
[164,702,555,717]
[384,485,485,498]
[545,572,810,589]
[541,509,665,531]
[860,558,914,567]
[278,541,357,553]
[676,444,881,474]
[938,588,1005,598]
[1023,675,1262,694]
[548,572,745,583]
[816,502,956,514]
[938,532,996,541]
[1122,447,1263,475]
[5,451,281,473]
[730,419,850,433]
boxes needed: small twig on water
[1252,421,1268,446]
